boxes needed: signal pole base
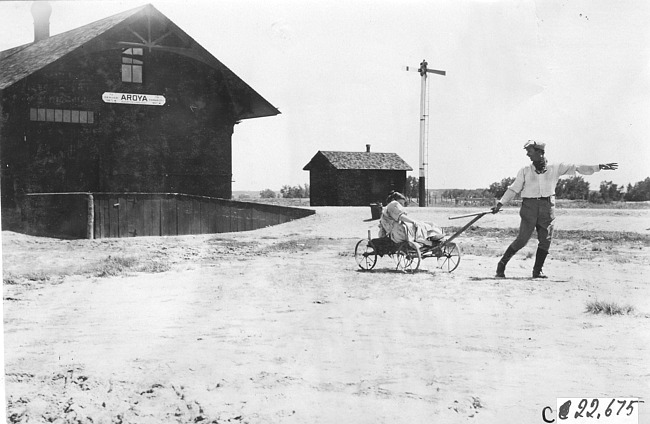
[419,176,426,207]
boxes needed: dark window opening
[122,47,143,83]
[30,108,94,124]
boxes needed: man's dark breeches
[508,198,555,252]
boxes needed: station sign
[102,92,166,106]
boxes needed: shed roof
[303,151,413,171]
[0,4,280,120]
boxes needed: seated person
[378,191,444,245]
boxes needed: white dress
[378,201,444,244]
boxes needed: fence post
[87,193,94,239]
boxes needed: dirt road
[3,206,650,423]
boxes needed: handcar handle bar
[442,210,497,245]
[448,210,495,220]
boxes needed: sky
[1,0,649,191]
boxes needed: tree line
[405,175,650,203]
[260,176,650,203]
[259,184,310,199]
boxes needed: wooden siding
[20,193,90,239]
[20,193,314,239]
[308,168,407,206]
[308,162,337,206]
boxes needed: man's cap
[524,140,545,152]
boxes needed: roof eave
[0,4,281,120]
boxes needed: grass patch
[447,226,650,245]
[95,255,170,277]
[3,271,51,284]
[207,237,259,248]
[96,256,138,277]
[612,255,631,264]
[4,256,171,283]
[138,260,172,273]
[585,300,635,316]
[3,273,22,285]
[455,244,502,257]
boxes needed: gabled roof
[0,6,144,90]
[303,151,413,171]
[0,4,280,120]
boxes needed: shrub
[585,300,635,315]
[280,184,310,198]
[625,177,650,201]
[405,176,419,199]
[588,191,605,204]
[599,180,624,202]
[488,177,516,199]
[259,189,276,199]
[556,176,590,200]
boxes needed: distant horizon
[233,174,649,196]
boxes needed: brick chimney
[31,1,52,42]
[366,144,371,152]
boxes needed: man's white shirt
[499,163,600,204]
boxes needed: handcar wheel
[395,241,421,273]
[437,242,461,273]
[355,239,377,271]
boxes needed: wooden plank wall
[21,193,89,239]
[92,193,314,239]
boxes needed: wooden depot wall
[1,38,239,207]
[20,193,315,239]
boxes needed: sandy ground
[2,206,650,424]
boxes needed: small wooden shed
[303,145,412,206]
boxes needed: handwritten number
[559,398,636,420]
[575,398,588,419]
[626,400,638,416]
[605,398,615,417]
[586,399,599,417]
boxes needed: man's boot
[496,246,516,278]
[532,248,549,279]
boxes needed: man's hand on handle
[491,202,503,214]
[599,163,618,170]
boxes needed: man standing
[491,140,617,278]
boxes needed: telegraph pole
[405,59,445,207]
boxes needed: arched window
[121,47,143,83]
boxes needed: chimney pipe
[31,1,52,42]
[366,144,371,152]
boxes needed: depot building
[0,2,280,208]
